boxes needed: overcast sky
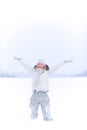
[0,0,87,75]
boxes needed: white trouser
[29,91,52,120]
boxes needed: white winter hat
[37,59,45,64]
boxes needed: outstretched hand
[14,57,22,61]
[64,60,73,63]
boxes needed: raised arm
[14,57,34,74]
[49,60,73,74]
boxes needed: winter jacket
[20,60,65,92]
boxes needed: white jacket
[20,60,65,92]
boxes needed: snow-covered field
[0,77,87,130]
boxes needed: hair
[33,65,37,69]
[33,64,49,71]
[45,64,49,70]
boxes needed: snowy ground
[0,77,87,130]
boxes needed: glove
[64,60,73,63]
[14,57,22,61]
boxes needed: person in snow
[14,57,73,121]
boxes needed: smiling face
[36,63,45,69]
[34,59,49,70]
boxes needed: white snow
[0,77,87,130]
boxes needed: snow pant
[29,91,52,120]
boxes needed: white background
[0,0,87,75]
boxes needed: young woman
[14,57,73,121]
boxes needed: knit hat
[37,59,45,64]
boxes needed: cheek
[37,64,40,67]
[41,64,45,68]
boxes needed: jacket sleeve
[48,61,65,74]
[19,60,34,74]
